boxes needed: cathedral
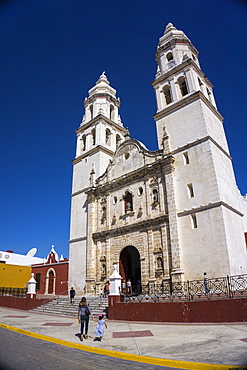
[69,23,247,295]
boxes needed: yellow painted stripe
[0,323,243,370]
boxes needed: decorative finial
[124,127,130,140]
[164,23,176,34]
[96,71,109,85]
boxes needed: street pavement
[0,306,246,369]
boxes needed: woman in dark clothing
[77,297,92,341]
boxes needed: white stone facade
[69,24,247,295]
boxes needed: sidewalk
[0,306,246,369]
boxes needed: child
[94,314,107,341]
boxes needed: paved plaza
[0,306,247,369]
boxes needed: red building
[32,245,68,296]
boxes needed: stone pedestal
[27,273,36,298]
[109,263,122,295]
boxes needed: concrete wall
[108,295,247,323]
[0,264,31,288]
[0,295,47,310]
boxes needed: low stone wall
[108,295,247,322]
[0,295,48,310]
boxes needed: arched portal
[119,246,141,293]
[48,270,55,294]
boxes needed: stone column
[85,193,96,294]
[184,68,196,93]
[169,77,178,102]
[164,162,184,283]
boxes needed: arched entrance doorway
[119,246,141,293]
[48,270,54,294]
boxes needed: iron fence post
[226,275,232,298]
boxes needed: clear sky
[1,0,246,260]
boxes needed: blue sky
[1,0,246,259]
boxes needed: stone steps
[31,296,109,318]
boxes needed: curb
[0,323,244,370]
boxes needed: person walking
[104,281,110,297]
[127,279,132,294]
[78,297,92,341]
[93,314,107,342]
[204,272,210,294]
[70,287,76,305]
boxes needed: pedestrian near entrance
[93,314,107,342]
[78,297,92,341]
[121,280,126,294]
[70,287,75,304]
[127,279,132,294]
[104,281,110,296]
[204,272,210,293]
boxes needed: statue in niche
[102,263,106,277]
[153,189,159,203]
[157,256,163,270]
[101,206,106,223]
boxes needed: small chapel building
[32,245,68,296]
[69,23,247,295]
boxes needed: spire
[164,22,177,34]
[155,23,200,77]
[96,71,110,86]
[83,72,122,125]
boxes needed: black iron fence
[122,274,247,302]
[0,287,28,298]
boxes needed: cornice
[32,261,69,267]
[153,90,223,122]
[69,236,87,243]
[156,38,198,57]
[72,145,114,164]
[177,201,243,218]
[170,135,232,161]
[85,156,174,197]
[92,214,168,240]
[85,93,120,108]
[151,58,212,88]
[76,114,125,134]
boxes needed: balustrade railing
[0,287,28,297]
[122,274,247,302]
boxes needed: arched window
[124,191,133,213]
[198,78,203,93]
[166,52,173,61]
[178,76,188,97]
[110,105,114,120]
[187,183,194,198]
[89,105,93,120]
[91,128,96,146]
[82,135,86,151]
[138,187,143,196]
[106,128,111,145]
[48,270,55,294]
[183,152,189,165]
[191,214,198,229]
[207,87,213,103]
[163,85,172,105]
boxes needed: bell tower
[69,72,127,293]
[152,23,247,279]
